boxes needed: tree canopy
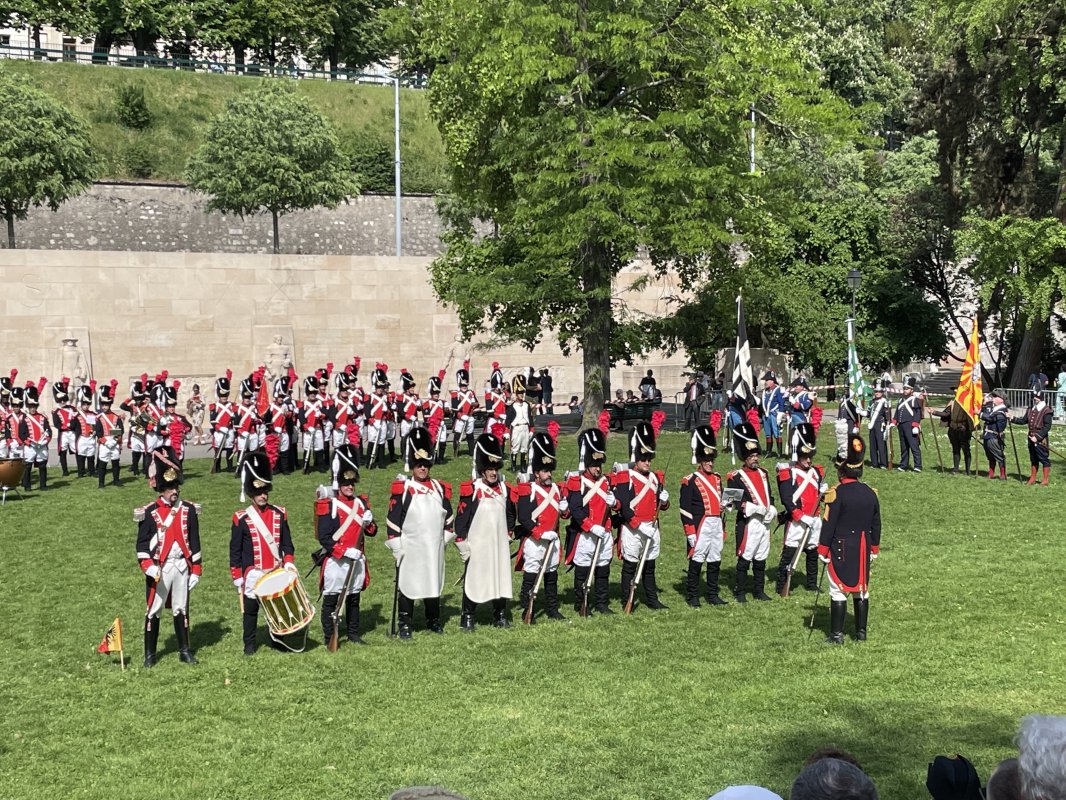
[185,80,358,253]
[0,68,97,249]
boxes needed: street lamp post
[847,268,862,318]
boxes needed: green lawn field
[2,428,1063,800]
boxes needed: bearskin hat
[400,369,415,392]
[98,381,117,406]
[629,420,656,462]
[52,378,70,404]
[691,424,717,464]
[216,369,232,398]
[333,444,360,485]
[428,369,445,395]
[373,363,389,389]
[835,434,866,473]
[76,383,94,405]
[406,427,435,469]
[578,428,607,470]
[151,451,183,491]
[9,385,24,407]
[242,451,273,494]
[25,383,41,407]
[794,422,816,457]
[529,431,557,473]
[473,432,505,475]
[733,421,761,457]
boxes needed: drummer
[230,451,296,656]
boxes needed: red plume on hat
[161,370,169,381]
[492,361,499,369]
[463,358,470,371]
[709,409,722,434]
[110,378,118,391]
[288,366,297,383]
[9,369,17,382]
[173,380,182,391]
[140,372,148,387]
[490,422,507,445]
[746,407,760,429]
[598,410,611,436]
[325,362,334,377]
[547,420,560,446]
[61,375,70,384]
[225,368,232,382]
[651,409,666,436]
[38,377,48,394]
[88,378,97,394]
[811,404,823,434]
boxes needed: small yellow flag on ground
[955,318,984,421]
[97,617,123,655]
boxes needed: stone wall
[1,250,693,408]
[14,184,446,256]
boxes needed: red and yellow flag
[97,617,123,654]
[954,318,984,421]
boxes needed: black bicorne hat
[691,424,717,464]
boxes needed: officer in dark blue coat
[893,377,923,472]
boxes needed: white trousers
[76,435,96,458]
[147,558,189,618]
[620,523,661,562]
[59,431,76,454]
[784,517,821,549]
[522,535,560,573]
[454,415,475,436]
[571,530,614,567]
[98,439,122,463]
[690,516,725,563]
[829,570,869,601]
[213,428,235,451]
[23,442,49,464]
[322,555,366,595]
[737,517,771,561]
[302,429,323,452]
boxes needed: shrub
[115,84,152,130]
[123,138,158,179]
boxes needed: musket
[580,534,605,617]
[389,557,402,638]
[623,534,653,614]
[887,422,894,470]
[808,559,828,640]
[1007,418,1022,478]
[780,522,812,599]
[302,429,314,474]
[523,540,556,624]
[328,555,358,653]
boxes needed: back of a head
[790,758,878,800]
[986,758,1022,800]
[1017,715,1066,800]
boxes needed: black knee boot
[174,612,198,664]
[642,559,667,609]
[775,546,797,594]
[112,460,122,486]
[143,616,160,668]
[435,442,445,464]
[346,594,364,643]
[686,559,703,607]
[76,454,85,478]
[460,593,476,632]
[321,593,339,643]
[733,557,750,602]
[131,451,141,476]
[397,593,414,640]
[518,572,537,622]
[98,461,107,489]
[452,437,460,459]
[38,465,46,491]
[752,559,771,601]
[86,456,95,475]
[805,549,820,590]
[826,599,846,644]
[387,439,396,463]
[242,598,260,655]
[544,571,565,620]
[854,596,868,641]
[465,433,475,456]
[492,597,511,628]
[574,565,591,614]
[620,559,637,611]
[706,561,727,605]
[22,463,32,490]
[594,564,613,614]
[226,450,235,472]
[424,597,443,634]
[59,451,69,476]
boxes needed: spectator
[684,374,705,430]
[985,758,1021,800]
[710,371,726,412]
[639,369,657,399]
[568,395,580,413]
[1018,714,1066,800]
[1056,364,1066,417]
[926,754,982,800]
[804,748,864,770]
[528,368,543,410]
[539,368,554,415]
[790,757,878,800]
[625,389,639,404]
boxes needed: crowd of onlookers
[704,714,1064,800]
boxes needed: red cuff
[191,565,203,577]
[791,508,803,521]
[871,545,879,555]
[283,555,294,564]
[230,566,242,580]
[818,545,830,558]
[683,524,695,535]
[140,559,154,572]
[332,543,345,558]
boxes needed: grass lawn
[0,60,446,190]
[2,427,1063,800]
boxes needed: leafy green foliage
[122,137,159,178]
[0,67,97,248]
[185,80,359,251]
[115,84,153,130]
[2,431,1064,800]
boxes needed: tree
[420,0,854,428]
[0,70,97,249]
[185,81,359,253]
[308,0,394,76]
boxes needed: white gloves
[686,534,696,548]
[343,547,360,560]
[541,531,559,542]
[746,503,766,520]
[870,552,879,561]
[638,521,657,538]
[912,424,920,435]
[819,554,830,564]
[362,509,374,524]
[589,524,608,540]
[604,491,616,507]
[456,540,472,562]
[801,515,818,528]
[233,577,244,590]
[658,489,669,504]
[385,537,404,565]
[145,564,160,580]
[283,562,298,574]
[444,528,456,545]
[558,499,569,514]
[763,506,777,524]
[819,482,829,494]
[188,573,200,591]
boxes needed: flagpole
[118,617,125,671]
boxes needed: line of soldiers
[133,406,884,666]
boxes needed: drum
[253,568,315,645]
[0,458,25,488]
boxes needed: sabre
[807,559,828,640]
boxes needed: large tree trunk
[579,241,612,431]
[92,32,114,65]
[5,210,15,249]
[1007,315,1046,388]
[271,211,280,254]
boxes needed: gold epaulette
[133,504,150,522]
[821,485,838,520]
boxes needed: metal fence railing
[993,387,1066,420]
[0,43,427,87]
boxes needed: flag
[954,318,984,421]
[846,318,868,410]
[97,617,123,654]
[732,294,754,403]
[255,375,270,418]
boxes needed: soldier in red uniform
[266,375,292,474]
[365,365,390,469]
[398,369,421,471]
[51,377,76,476]
[775,422,827,594]
[159,384,192,464]
[329,372,362,470]
[73,383,98,477]
[229,452,296,655]
[486,363,508,432]
[317,364,336,467]
[209,370,237,472]
[513,429,568,622]
[299,374,326,472]
[423,369,449,464]
[1012,387,1055,485]
[679,423,727,607]
[316,467,376,645]
[0,370,14,460]
[727,421,778,602]
[565,420,618,615]
[234,377,261,470]
[819,435,881,644]
[613,420,670,611]
[136,453,201,666]
[4,384,25,462]
[94,380,124,489]
[452,360,479,458]
[20,380,52,491]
